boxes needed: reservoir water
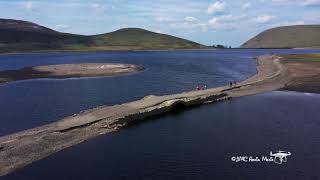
[1,49,320,179]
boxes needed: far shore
[3,47,318,56]
[0,63,144,84]
[0,54,320,176]
[0,48,214,55]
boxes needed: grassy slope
[241,25,320,48]
[91,28,203,50]
[280,54,320,93]
[0,19,205,52]
[281,54,320,61]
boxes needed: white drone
[270,151,292,164]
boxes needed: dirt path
[0,55,292,176]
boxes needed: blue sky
[0,0,320,47]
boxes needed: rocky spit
[0,63,145,84]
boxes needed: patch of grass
[281,54,320,62]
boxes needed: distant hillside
[90,28,203,50]
[0,19,204,53]
[241,25,320,48]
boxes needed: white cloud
[303,0,320,5]
[272,0,320,6]
[218,14,247,22]
[254,15,276,23]
[208,14,247,29]
[207,1,227,14]
[156,16,198,24]
[155,16,206,32]
[156,17,174,23]
[183,17,207,32]
[208,18,220,29]
[90,3,108,12]
[22,1,33,10]
[242,2,252,9]
[271,0,291,3]
[184,16,198,23]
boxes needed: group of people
[195,81,237,91]
[196,85,207,91]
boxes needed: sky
[0,0,319,47]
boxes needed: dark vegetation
[211,44,231,48]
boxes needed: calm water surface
[1,49,320,179]
[5,91,320,180]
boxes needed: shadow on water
[123,101,216,129]
[170,102,188,114]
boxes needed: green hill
[241,25,320,48]
[0,19,205,53]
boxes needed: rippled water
[1,49,320,179]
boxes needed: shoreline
[0,63,145,84]
[3,47,319,56]
[1,54,320,176]
[0,48,214,56]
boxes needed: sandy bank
[0,63,144,84]
[1,54,319,176]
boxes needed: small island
[0,63,145,84]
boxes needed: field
[280,54,320,92]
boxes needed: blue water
[1,49,320,179]
[5,91,320,180]
[0,49,319,135]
